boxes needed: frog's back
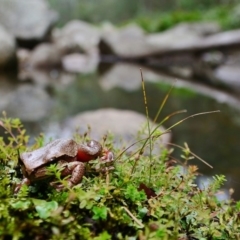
[21,139,78,175]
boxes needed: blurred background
[1,0,240,199]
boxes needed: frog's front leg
[51,161,85,190]
[14,177,31,193]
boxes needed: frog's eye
[88,140,101,149]
[88,141,95,147]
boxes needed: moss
[0,112,240,239]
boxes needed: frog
[15,138,114,193]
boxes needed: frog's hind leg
[67,162,85,187]
[51,161,85,190]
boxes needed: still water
[1,63,240,199]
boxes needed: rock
[51,20,101,73]
[59,108,171,155]
[100,22,221,58]
[100,23,155,58]
[210,50,240,91]
[18,68,75,87]
[151,28,240,55]
[214,65,240,90]
[171,22,220,36]
[28,43,62,68]
[0,0,58,41]
[62,52,99,73]
[52,20,101,54]
[147,22,221,52]
[4,84,51,121]
[99,63,161,91]
[0,24,16,67]
[0,75,17,111]
[17,48,31,69]
[190,29,240,50]
[168,66,193,79]
[201,51,224,68]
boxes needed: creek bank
[0,0,240,92]
[7,20,240,93]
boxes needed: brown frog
[15,138,113,193]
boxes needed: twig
[122,206,144,228]
[167,142,213,168]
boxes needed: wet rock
[153,28,240,54]
[99,63,160,91]
[214,65,240,90]
[192,29,240,50]
[100,22,221,58]
[52,20,101,54]
[28,43,62,68]
[208,50,240,91]
[0,76,17,111]
[17,48,31,69]
[201,51,225,68]
[3,84,51,121]
[147,22,220,52]
[0,24,16,68]
[0,0,58,41]
[98,62,240,110]
[18,68,75,87]
[59,108,171,154]
[223,50,240,66]
[62,52,99,73]
[100,23,155,58]
[168,66,193,79]
[51,20,100,73]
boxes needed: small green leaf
[124,184,147,202]
[138,206,148,218]
[11,200,31,210]
[33,199,58,219]
[236,201,240,210]
[80,199,87,209]
[92,206,108,220]
[93,231,111,240]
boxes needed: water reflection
[1,63,240,199]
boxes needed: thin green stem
[167,142,213,168]
[129,110,219,175]
[140,69,153,184]
[154,80,177,123]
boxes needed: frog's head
[77,140,103,162]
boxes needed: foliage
[135,4,240,33]
[47,0,240,31]
[136,11,202,33]
[0,113,240,239]
[204,5,240,30]
[176,0,237,10]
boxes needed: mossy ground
[0,113,240,240]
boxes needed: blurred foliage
[47,0,240,31]
[204,5,240,30]
[47,0,144,25]
[136,5,240,33]
[136,11,202,33]
[176,0,237,10]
